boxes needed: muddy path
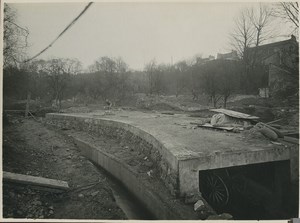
[2,116,127,219]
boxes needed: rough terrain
[2,115,126,219]
[3,93,298,220]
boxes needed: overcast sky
[9,2,289,70]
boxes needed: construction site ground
[3,94,299,220]
[2,116,127,219]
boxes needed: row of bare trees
[3,3,299,109]
[142,58,260,107]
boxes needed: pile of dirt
[3,184,61,219]
[135,94,207,112]
[2,116,126,220]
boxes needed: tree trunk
[223,95,228,108]
[25,91,31,118]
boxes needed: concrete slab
[46,110,293,197]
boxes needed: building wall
[246,37,299,97]
[268,64,298,98]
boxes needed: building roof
[247,35,298,52]
[217,50,239,60]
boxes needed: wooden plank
[197,123,234,131]
[284,132,299,138]
[4,110,25,113]
[3,171,69,191]
[210,108,259,120]
[283,136,299,144]
[266,119,283,125]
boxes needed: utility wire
[24,2,93,63]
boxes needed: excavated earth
[3,115,209,220]
[2,116,127,219]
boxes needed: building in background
[246,35,299,98]
[217,50,239,60]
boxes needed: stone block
[185,193,202,204]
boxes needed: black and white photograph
[2,0,299,221]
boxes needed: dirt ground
[2,115,126,220]
[3,94,298,220]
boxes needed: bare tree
[248,4,274,47]
[94,56,117,74]
[87,57,131,102]
[230,4,274,60]
[63,58,83,75]
[3,4,29,67]
[275,2,299,29]
[230,4,275,93]
[144,59,157,95]
[43,58,79,109]
[230,9,254,60]
[247,4,274,67]
[174,60,189,97]
[115,57,128,74]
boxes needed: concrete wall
[46,113,295,202]
[72,137,198,219]
[46,113,179,197]
[178,146,291,196]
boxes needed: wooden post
[25,91,31,118]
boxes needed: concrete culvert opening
[199,161,298,220]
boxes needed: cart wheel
[202,173,229,206]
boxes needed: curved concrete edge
[45,113,216,219]
[46,113,178,170]
[45,113,181,196]
[72,136,198,220]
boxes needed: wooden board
[210,108,259,120]
[4,110,25,113]
[197,123,234,131]
[3,171,69,191]
[283,136,299,144]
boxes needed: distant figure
[105,99,112,110]
[192,89,198,101]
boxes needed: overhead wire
[24,2,93,63]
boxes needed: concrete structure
[46,111,298,200]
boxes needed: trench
[94,164,155,220]
[199,160,298,220]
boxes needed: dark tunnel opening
[199,161,298,220]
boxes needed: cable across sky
[24,2,93,63]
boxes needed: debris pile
[191,108,298,143]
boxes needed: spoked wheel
[200,173,229,207]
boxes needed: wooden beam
[4,110,25,113]
[3,171,69,191]
[283,136,299,144]
[210,108,259,120]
